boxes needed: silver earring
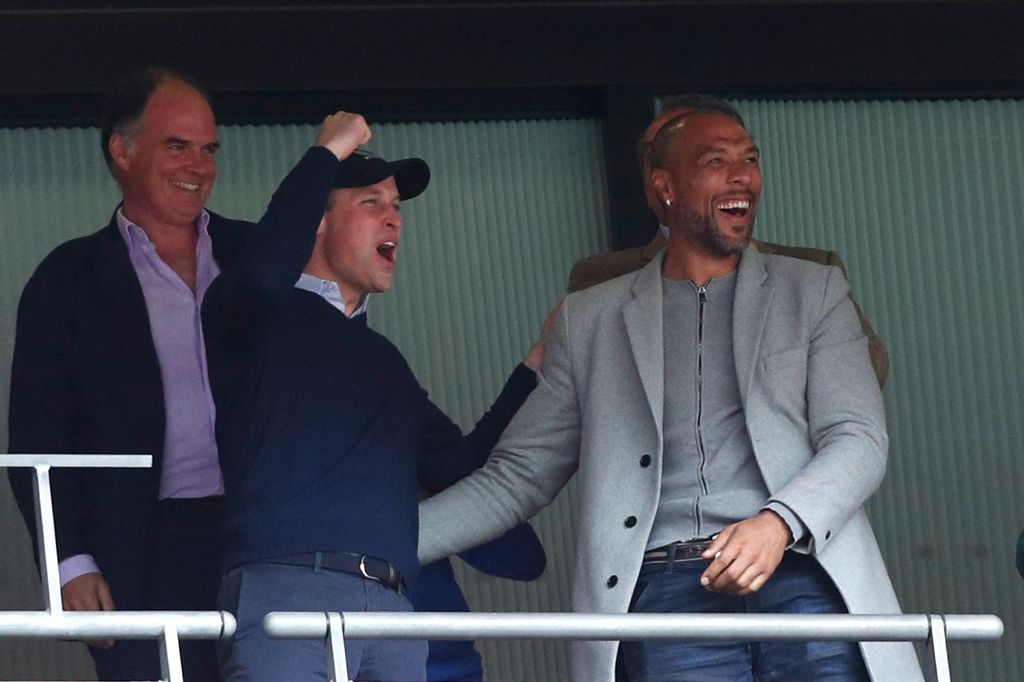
[664,199,672,207]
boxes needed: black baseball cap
[333,149,430,199]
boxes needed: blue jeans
[621,552,868,682]
[218,562,427,682]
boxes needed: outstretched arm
[416,300,562,492]
[419,300,582,565]
[457,522,546,581]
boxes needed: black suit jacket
[7,209,250,609]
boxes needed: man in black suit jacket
[7,68,249,681]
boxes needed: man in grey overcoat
[419,99,922,681]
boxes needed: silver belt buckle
[676,539,714,561]
[358,555,382,584]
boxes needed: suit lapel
[623,251,666,437]
[94,217,152,337]
[92,216,165,429]
[733,246,773,404]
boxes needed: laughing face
[310,177,403,312]
[652,113,762,258]
[110,80,219,232]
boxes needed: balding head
[640,95,744,219]
[101,68,211,175]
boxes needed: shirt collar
[294,273,368,317]
[116,207,212,254]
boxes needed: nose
[187,148,216,176]
[727,160,752,186]
[385,206,402,232]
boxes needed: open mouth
[716,198,751,217]
[376,241,397,263]
[171,180,200,192]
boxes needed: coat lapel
[733,245,773,404]
[623,251,666,438]
[92,215,165,435]
[93,216,153,343]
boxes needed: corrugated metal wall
[728,98,1024,682]
[3,99,1023,681]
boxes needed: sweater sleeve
[202,147,338,387]
[415,363,536,493]
[456,521,546,581]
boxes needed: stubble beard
[677,202,753,258]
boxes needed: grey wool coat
[420,246,922,681]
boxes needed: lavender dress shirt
[58,209,223,586]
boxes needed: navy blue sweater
[202,147,535,587]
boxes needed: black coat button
[639,454,652,467]
[606,575,618,587]
[624,516,637,528]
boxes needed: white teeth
[717,199,750,210]
[172,180,200,192]
[382,241,396,249]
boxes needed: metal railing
[1,454,236,682]
[263,610,1004,682]
[3,453,1005,682]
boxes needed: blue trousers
[218,562,427,682]
[621,552,869,682]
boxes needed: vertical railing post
[924,614,951,682]
[160,622,184,682]
[325,612,349,682]
[2,454,215,682]
[31,464,63,614]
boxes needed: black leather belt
[263,552,405,593]
[643,539,715,565]
[161,495,224,512]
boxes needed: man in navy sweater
[202,113,549,681]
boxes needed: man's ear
[303,216,330,276]
[650,168,672,206]
[109,134,131,174]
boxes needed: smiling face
[110,80,219,232]
[307,177,403,313]
[651,113,762,259]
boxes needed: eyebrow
[358,187,401,201]
[164,137,221,151]
[699,144,760,155]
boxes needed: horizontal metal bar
[2,454,152,468]
[263,612,1003,643]
[0,611,235,640]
